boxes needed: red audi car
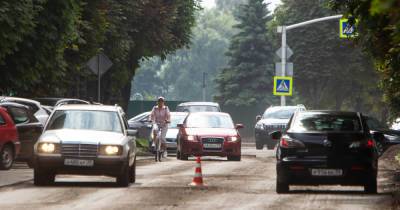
[176,112,243,161]
[0,106,20,170]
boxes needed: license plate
[203,143,222,149]
[311,169,343,176]
[64,159,94,167]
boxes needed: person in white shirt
[150,97,170,158]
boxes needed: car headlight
[187,135,195,141]
[228,136,239,142]
[37,142,60,154]
[99,145,123,156]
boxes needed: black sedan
[271,111,378,194]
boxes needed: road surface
[0,146,394,210]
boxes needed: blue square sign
[273,76,293,96]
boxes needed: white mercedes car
[33,104,137,187]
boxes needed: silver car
[33,105,137,187]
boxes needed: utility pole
[202,72,207,101]
[277,14,343,106]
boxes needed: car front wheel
[0,145,14,170]
[256,141,264,150]
[129,157,136,184]
[227,155,241,161]
[34,168,55,186]
[117,162,130,187]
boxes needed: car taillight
[349,139,374,149]
[366,139,374,148]
[279,136,305,149]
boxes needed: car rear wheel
[256,141,264,150]
[364,176,377,194]
[227,155,241,161]
[276,178,289,194]
[266,144,275,150]
[0,145,14,170]
[176,149,181,160]
[180,153,189,161]
[34,168,55,186]
[117,162,130,187]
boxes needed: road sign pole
[97,54,100,102]
[202,72,207,101]
[281,26,287,106]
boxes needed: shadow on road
[288,189,391,195]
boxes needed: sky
[201,0,282,12]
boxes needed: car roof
[297,110,360,116]
[177,102,219,107]
[0,101,30,110]
[54,104,121,112]
[170,112,188,116]
[188,111,230,117]
[0,96,41,106]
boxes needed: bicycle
[153,121,169,162]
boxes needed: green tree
[132,8,237,101]
[330,0,400,119]
[215,0,275,106]
[273,0,384,118]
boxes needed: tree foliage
[132,8,237,101]
[0,0,200,107]
[330,0,400,119]
[273,0,384,118]
[215,0,275,106]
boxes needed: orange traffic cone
[189,156,205,187]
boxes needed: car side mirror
[235,124,244,129]
[269,131,282,140]
[256,115,262,122]
[127,129,138,137]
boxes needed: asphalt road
[0,146,395,210]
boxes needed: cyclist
[150,96,171,159]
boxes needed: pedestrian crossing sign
[340,18,358,38]
[273,76,293,96]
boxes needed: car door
[7,106,43,161]
[122,113,136,164]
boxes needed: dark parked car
[254,105,306,150]
[176,112,243,161]
[0,106,20,170]
[128,112,152,139]
[366,116,400,156]
[0,102,43,168]
[271,111,378,194]
[176,102,221,112]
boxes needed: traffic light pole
[277,14,343,106]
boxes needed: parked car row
[0,96,91,170]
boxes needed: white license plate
[64,159,94,167]
[311,169,343,176]
[203,143,222,149]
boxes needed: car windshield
[169,114,187,128]
[263,107,298,119]
[291,113,362,132]
[46,110,122,133]
[179,105,219,112]
[366,117,388,130]
[186,114,234,128]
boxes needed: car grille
[61,144,98,158]
[265,124,286,131]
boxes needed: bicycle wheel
[154,140,159,162]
